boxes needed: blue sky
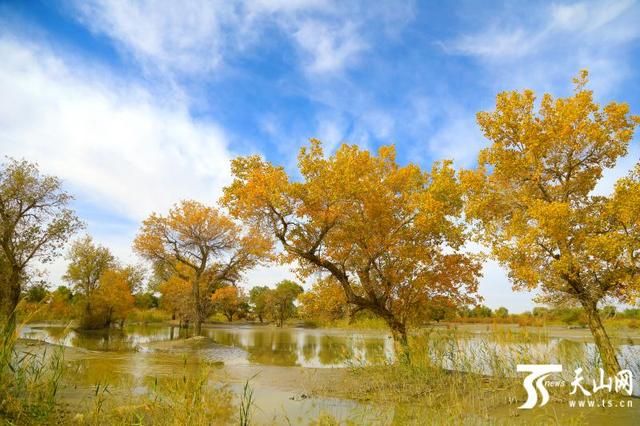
[1,0,639,312]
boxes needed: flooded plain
[18,323,640,424]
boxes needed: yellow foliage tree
[297,276,348,322]
[158,272,193,324]
[133,200,270,334]
[211,285,246,322]
[223,140,481,360]
[64,235,115,327]
[0,158,81,318]
[463,71,640,375]
[94,268,136,328]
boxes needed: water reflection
[20,324,395,367]
[22,324,190,352]
[19,324,640,378]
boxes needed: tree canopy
[268,280,303,327]
[463,71,640,374]
[298,276,348,322]
[211,285,246,322]
[223,140,481,358]
[133,200,270,334]
[249,286,271,323]
[0,158,81,317]
[64,235,115,298]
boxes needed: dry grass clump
[1,314,237,425]
[76,369,235,425]
[1,313,70,424]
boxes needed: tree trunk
[106,307,113,328]
[192,275,203,335]
[85,299,93,320]
[4,269,22,318]
[389,320,410,364]
[582,300,620,376]
[194,316,202,335]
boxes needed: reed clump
[0,315,68,424]
[1,315,237,425]
[75,368,235,425]
[311,327,637,425]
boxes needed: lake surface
[18,323,640,423]
[21,324,397,367]
[20,323,640,373]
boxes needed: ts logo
[517,364,563,409]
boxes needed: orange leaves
[211,285,245,321]
[95,268,135,320]
[211,285,242,305]
[134,200,270,277]
[475,71,638,207]
[297,276,347,321]
[158,272,193,319]
[134,200,271,329]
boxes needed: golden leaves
[134,200,271,323]
[466,71,640,304]
[223,138,482,326]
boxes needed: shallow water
[18,323,640,423]
[20,323,640,373]
[21,324,396,367]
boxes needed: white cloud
[423,108,485,168]
[478,260,537,312]
[69,0,379,77]
[242,263,301,289]
[550,3,589,30]
[0,35,232,222]
[0,34,308,288]
[446,28,541,58]
[314,116,346,152]
[445,0,639,60]
[244,0,329,14]
[72,0,234,74]
[292,19,367,74]
[551,0,636,34]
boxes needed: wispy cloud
[0,32,307,286]
[71,0,234,74]
[444,27,541,58]
[292,19,367,74]
[69,0,407,78]
[444,0,639,61]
